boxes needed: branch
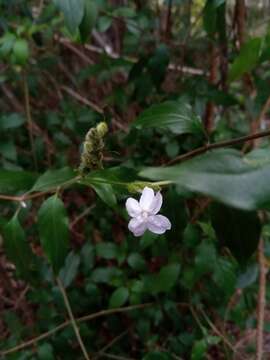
[168,129,270,165]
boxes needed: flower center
[142,211,149,219]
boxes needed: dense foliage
[1,0,270,359]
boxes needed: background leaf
[134,100,204,135]
[79,0,98,42]
[54,0,85,33]
[38,195,69,274]
[109,287,129,308]
[32,167,77,192]
[211,203,261,263]
[0,170,37,195]
[229,38,262,82]
[140,149,270,211]
[3,214,35,280]
[59,251,80,288]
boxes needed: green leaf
[237,264,258,288]
[143,263,180,294]
[0,32,16,58]
[195,241,217,277]
[139,149,270,211]
[54,0,85,33]
[12,38,29,65]
[127,253,146,271]
[96,243,117,260]
[91,182,117,207]
[0,170,37,195]
[203,0,225,35]
[37,343,54,360]
[91,267,122,284]
[3,214,35,280]
[38,195,69,274]
[133,100,204,135]
[80,175,117,207]
[109,287,129,308]
[229,38,263,82]
[32,167,77,192]
[112,7,136,18]
[211,203,261,263]
[0,113,25,130]
[191,336,220,360]
[59,251,80,288]
[79,0,98,43]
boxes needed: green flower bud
[79,122,108,175]
[96,122,108,137]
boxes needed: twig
[199,307,245,359]
[23,72,38,170]
[256,237,267,360]
[58,37,94,65]
[70,205,95,228]
[56,277,91,360]
[168,129,270,165]
[0,303,153,356]
[61,86,104,114]
[98,354,135,360]
[93,329,129,360]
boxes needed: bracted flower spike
[126,187,171,237]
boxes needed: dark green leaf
[32,167,77,192]
[0,170,37,195]
[237,265,258,288]
[88,181,116,207]
[211,203,261,263]
[54,0,85,33]
[127,253,146,271]
[0,113,25,130]
[96,243,117,259]
[203,0,225,35]
[38,195,69,274]
[3,214,35,280]
[143,263,180,294]
[140,149,270,211]
[37,343,54,360]
[79,0,98,42]
[59,251,80,288]
[229,38,262,82]
[134,101,204,135]
[109,287,129,308]
[91,267,122,284]
[12,38,29,65]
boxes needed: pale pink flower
[126,187,171,237]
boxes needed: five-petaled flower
[126,187,171,237]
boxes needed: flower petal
[149,191,163,215]
[128,217,147,237]
[139,187,155,211]
[126,198,141,217]
[147,215,171,234]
